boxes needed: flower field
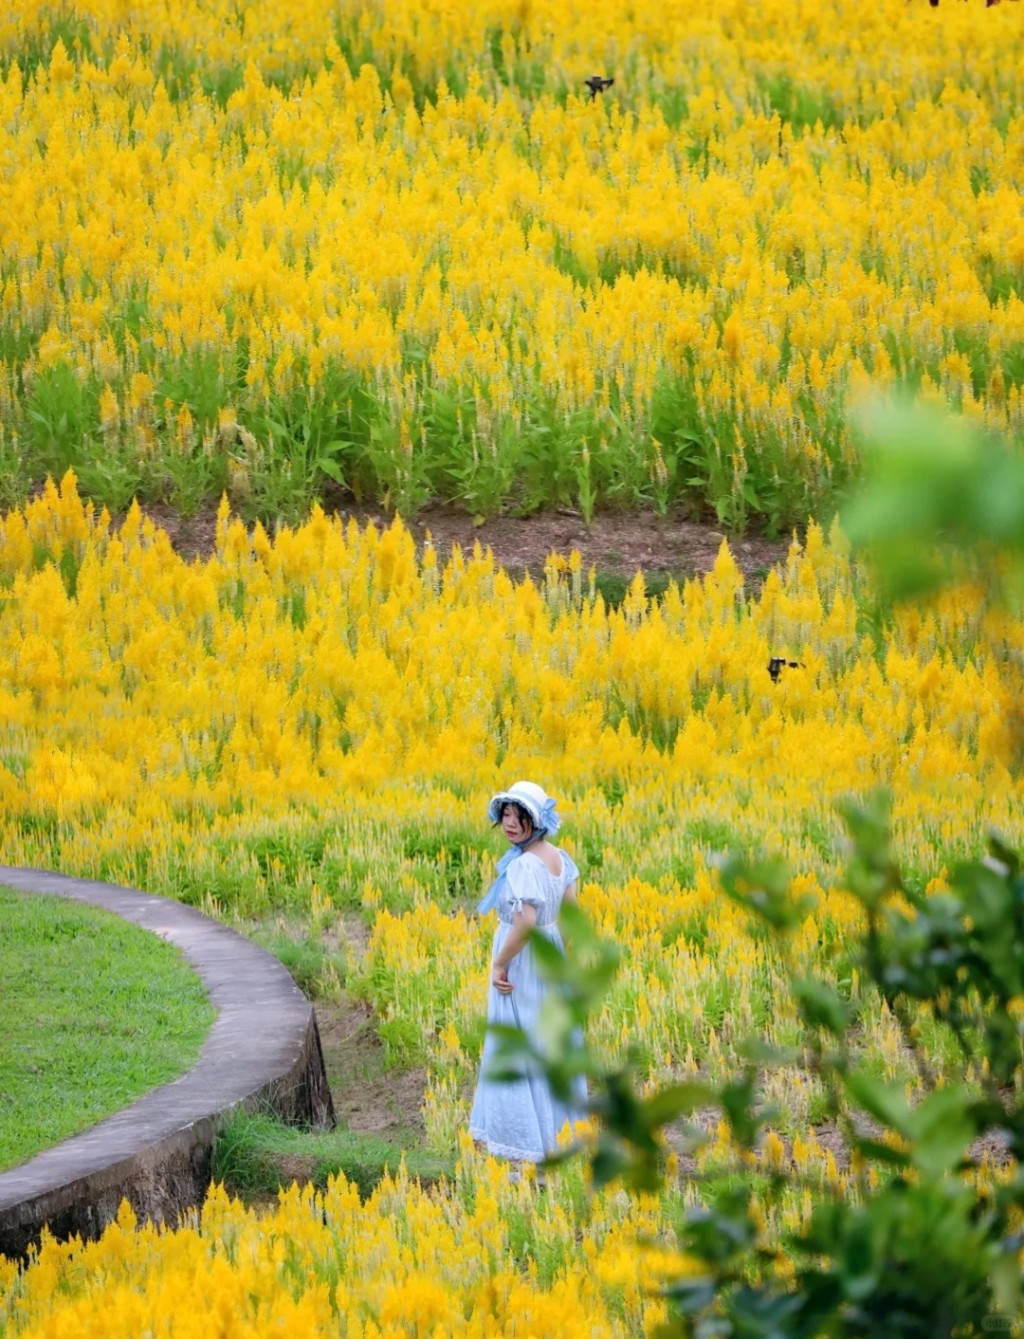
[2,0,1024,1332]
[0,470,1022,1332]
[1,0,1023,526]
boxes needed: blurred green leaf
[843,396,1024,602]
[737,1035,801,1067]
[535,993,574,1056]
[838,791,902,909]
[906,1086,976,1179]
[853,1137,911,1169]
[843,1071,912,1138]
[838,1214,880,1303]
[719,853,806,930]
[719,1069,762,1150]
[792,977,849,1037]
[642,1081,711,1128]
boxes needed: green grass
[0,885,216,1172]
[592,569,689,609]
[212,1110,454,1201]
[245,919,348,1002]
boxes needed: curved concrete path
[0,866,335,1259]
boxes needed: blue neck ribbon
[476,831,546,915]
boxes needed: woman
[469,780,587,1165]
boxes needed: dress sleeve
[561,852,580,888]
[505,857,546,913]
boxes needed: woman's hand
[491,906,534,994]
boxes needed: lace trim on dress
[468,1128,547,1162]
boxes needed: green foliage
[212,1110,453,1200]
[2,337,862,534]
[376,1014,427,1069]
[0,12,96,80]
[504,811,1024,1336]
[842,396,1024,605]
[717,851,808,932]
[247,921,346,1002]
[759,74,845,133]
[21,362,102,478]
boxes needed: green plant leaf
[906,1085,976,1179]
[642,1081,711,1128]
[535,993,574,1055]
[853,1136,910,1168]
[737,1036,801,1067]
[838,1214,880,1303]
[316,456,346,484]
[792,977,849,1036]
[843,1070,911,1138]
[718,853,805,931]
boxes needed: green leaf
[316,456,346,484]
[719,853,805,931]
[558,900,597,947]
[843,1071,911,1137]
[528,931,571,976]
[719,1070,762,1149]
[987,832,1020,878]
[837,790,901,908]
[641,1081,711,1128]
[737,1036,800,1067]
[793,977,849,1037]
[906,1085,976,1179]
[838,1214,880,1303]
[837,791,892,865]
[842,395,1024,598]
[852,1136,910,1168]
[485,1023,524,1045]
[483,1061,530,1083]
[535,994,573,1056]
[591,1135,630,1188]
[991,1251,1023,1322]
[661,1277,716,1315]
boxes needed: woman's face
[500,803,533,843]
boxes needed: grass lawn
[212,1110,453,1203]
[0,885,216,1172]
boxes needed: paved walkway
[0,866,334,1259]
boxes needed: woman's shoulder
[529,843,579,884]
[558,847,580,885]
[505,852,547,903]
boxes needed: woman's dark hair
[494,800,534,833]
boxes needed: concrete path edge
[0,866,336,1260]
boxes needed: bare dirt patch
[390,504,789,586]
[316,995,426,1141]
[135,498,790,586]
[129,500,221,563]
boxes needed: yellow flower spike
[760,1130,787,1172]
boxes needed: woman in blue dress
[469,780,587,1165]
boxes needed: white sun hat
[486,780,561,834]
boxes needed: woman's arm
[491,903,538,993]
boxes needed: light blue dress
[469,847,588,1163]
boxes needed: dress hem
[468,1127,547,1162]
